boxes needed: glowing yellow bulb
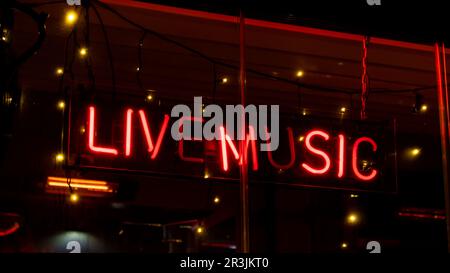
[341,242,348,249]
[55,153,64,162]
[350,194,359,198]
[146,94,153,101]
[221,77,228,84]
[296,70,304,77]
[340,107,347,113]
[204,173,209,179]
[196,227,204,234]
[57,101,65,110]
[79,47,87,57]
[410,148,421,157]
[55,67,64,76]
[213,196,220,204]
[80,127,85,134]
[298,136,304,142]
[70,193,79,203]
[65,10,78,26]
[420,105,428,112]
[302,109,307,116]
[347,213,359,224]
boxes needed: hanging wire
[136,31,147,92]
[91,4,117,99]
[361,36,370,120]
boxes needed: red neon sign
[352,137,378,181]
[301,130,331,175]
[82,106,382,184]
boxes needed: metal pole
[239,10,250,253]
[434,42,450,252]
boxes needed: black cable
[92,3,117,98]
[136,31,147,92]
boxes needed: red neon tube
[352,137,378,181]
[301,130,331,175]
[87,106,118,155]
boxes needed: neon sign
[69,104,395,190]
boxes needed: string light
[57,100,65,110]
[346,213,359,225]
[79,47,88,57]
[340,107,347,114]
[302,109,307,116]
[341,242,348,249]
[298,136,304,142]
[204,172,210,179]
[213,196,220,204]
[65,10,78,26]
[420,104,428,112]
[196,226,204,234]
[296,70,304,77]
[69,193,79,203]
[350,194,359,198]
[409,148,421,157]
[55,153,64,163]
[55,67,64,76]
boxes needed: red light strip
[352,137,378,181]
[0,222,20,237]
[301,130,331,175]
[102,0,440,52]
[398,212,446,220]
[88,106,118,155]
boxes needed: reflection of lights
[65,10,78,25]
[47,176,114,193]
[213,196,220,204]
[347,213,359,225]
[55,153,64,163]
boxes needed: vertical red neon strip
[352,137,378,181]
[301,130,331,175]
[88,106,118,155]
[220,126,229,171]
[338,134,345,178]
[138,110,154,153]
[246,126,258,171]
[125,109,133,157]
[150,114,170,160]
